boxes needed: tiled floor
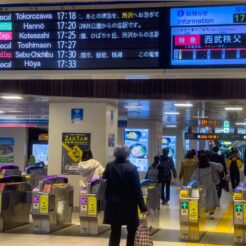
[0,185,234,246]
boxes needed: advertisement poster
[0,138,14,163]
[61,133,90,175]
[71,109,83,124]
[162,136,176,165]
[124,129,149,172]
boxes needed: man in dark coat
[103,145,147,246]
[209,146,228,198]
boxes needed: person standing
[209,146,227,199]
[159,148,177,205]
[191,153,223,219]
[103,145,147,246]
[179,151,198,186]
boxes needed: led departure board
[170,5,246,67]
[0,7,161,70]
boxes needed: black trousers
[161,179,171,202]
[231,171,240,190]
[109,224,138,246]
[216,181,223,199]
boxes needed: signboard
[200,119,217,127]
[61,132,91,175]
[0,7,162,70]
[39,195,49,214]
[189,200,198,221]
[87,196,97,217]
[71,108,83,124]
[0,137,14,163]
[185,132,246,141]
[124,128,149,172]
[234,192,242,200]
[170,5,246,67]
[180,190,188,198]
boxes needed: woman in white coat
[191,153,223,219]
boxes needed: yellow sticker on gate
[39,195,49,214]
[180,190,188,198]
[234,192,242,200]
[87,196,97,217]
[189,200,198,221]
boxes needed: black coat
[102,160,147,226]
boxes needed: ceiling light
[124,105,143,109]
[8,110,23,113]
[0,111,5,113]
[1,95,23,100]
[225,107,243,111]
[235,122,246,126]
[192,116,209,119]
[166,125,177,128]
[174,103,193,107]
[164,112,180,115]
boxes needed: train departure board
[170,5,246,67]
[0,7,161,70]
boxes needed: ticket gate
[25,162,47,189]
[0,164,22,177]
[79,178,108,235]
[139,179,160,233]
[31,175,74,233]
[0,176,32,231]
[179,180,205,242]
[233,183,246,245]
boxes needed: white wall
[48,102,117,205]
[0,127,28,170]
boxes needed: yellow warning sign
[88,196,97,217]
[39,195,49,214]
[180,190,188,198]
[234,192,242,200]
[189,200,198,221]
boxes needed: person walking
[103,145,147,246]
[209,146,228,199]
[228,150,243,190]
[191,153,223,219]
[159,148,177,205]
[179,150,198,186]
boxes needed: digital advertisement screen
[162,136,176,165]
[0,7,162,70]
[124,128,148,172]
[170,5,246,67]
[32,143,48,165]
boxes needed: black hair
[162,148,169,156]
[185,151,194,159]
[198,154,210,168]
[212,146,219,153]
[82,150,93,161]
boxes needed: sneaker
[161,200,166,205]
[209,212,215,220]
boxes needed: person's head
[162,148,169,157]
[198,153,210,168]
[185,151,194,159]
[153,155,160,163]
[114,145,130,162]
[212,146,219,153]
[82,150,93,161]
[191,149,197,157]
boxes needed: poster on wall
[0,138,15,163]
[124,129,149,172]
[61,133,91,175]
[162,136,176,165]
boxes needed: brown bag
[134,223,153,246]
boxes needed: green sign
[0,22,12,31]
[236,204,243,212]
[224,121,230,128]
[181,202,188,209]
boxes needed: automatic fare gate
[233,183,246,244]
[179,180,205,242]
[32,175,74,233]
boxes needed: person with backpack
[145,155,161,183]
[228,150,243,190]
[159,148,177,205]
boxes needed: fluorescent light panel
[235,122,246,126]
[166,125,177,128]
[1,95,23,100]
[225,107,243,111]
[164,112,180,115]
[124,105,143,109]
[0,111,5,113]
[192,116,209,119]
[174,103,193,107]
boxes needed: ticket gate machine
[0,176,32,231]
[0,164,22,177]
[233,183,246,245]
[32,176,74,233]
[25,162,47,189]
[79,178,108,235]
[179,180,205,242]
[139,179,160,233]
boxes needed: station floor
[0,185,234,246]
